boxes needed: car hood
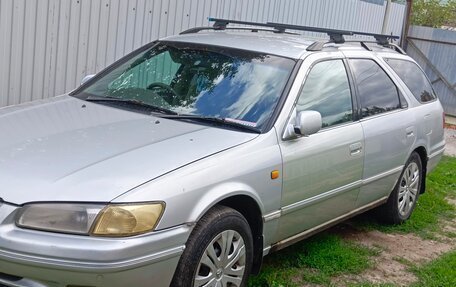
[0,95,258,204]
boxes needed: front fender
[113,130,283,232]
[187,182,265,224]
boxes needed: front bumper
[0,203,191,287]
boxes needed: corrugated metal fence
[407,26,456,116]
[0,0,405,108]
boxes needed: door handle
[349,142,363,155]
[406,126,415,137]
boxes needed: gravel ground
[445,128,456,157]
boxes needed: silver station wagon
[0,19,445,287]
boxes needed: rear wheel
[378,152,422,224]
[171,206,253,287]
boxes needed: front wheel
[378,152,422,224]
[171,206,253,287]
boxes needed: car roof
[162,30,404,60]
[162,31,317,59]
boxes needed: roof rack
[267,22,353,44]
[269,21,399,46]
[180,18,287,35]
[180,26,298,35]
[181,18,401,52]
[344,40,406,54]
[307,40,406,54]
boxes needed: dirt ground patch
[329,196,456,286]
[444,128,456,156]
[331,224,454,286]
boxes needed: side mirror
[80,74,95,85]
[294,110,322,137]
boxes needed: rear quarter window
[385,58,437,103]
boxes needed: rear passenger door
[345,56,414,207]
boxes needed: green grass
[354,156,456,238]
[411,250,456,287]
[248,234,378,286]
[347,283,396,287]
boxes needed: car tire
[378,152,422,224]
[170,205,254,287]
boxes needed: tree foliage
[412,0,456,28]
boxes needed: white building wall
[0,0,406,107]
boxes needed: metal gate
[0,0,406,108]
[406,25,456,116]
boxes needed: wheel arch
[218,195,264,275]
[411,145,428,194]
[189,190,266,276]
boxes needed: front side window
[349,59,401,117]
[73,42,296,131]
[385,58,436,103]
[296,60,353,128]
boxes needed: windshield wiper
[159,114,261,133]
[85,95,178,115]
[85,96,260,133]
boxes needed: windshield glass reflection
[75,42,295,130]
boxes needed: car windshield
[72,42,296,131]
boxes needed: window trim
[292,58,357,130]
[264,59,303,133]
[383,58,438,105]
[343,58,361,121]
[347,57,407,119]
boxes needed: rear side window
[385,59,436,103]
[349,59,401,118]
[296,60,353,128]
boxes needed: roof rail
[267,22,353,43]
[344,40,406,54]
[207,18,352,43]
[206,18,399,45]
[267,22,399,45]
[180,18,301,35]
[307,40,375,51]
[180,26,298,35]
[180,18,402,52]
[388,43,406,54]
[209,18,287,33]
[307,40,406,54]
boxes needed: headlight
[16,203,164,237]
[16,203,103,234]
[91,204,164,236]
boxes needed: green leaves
[412,0,456,28]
